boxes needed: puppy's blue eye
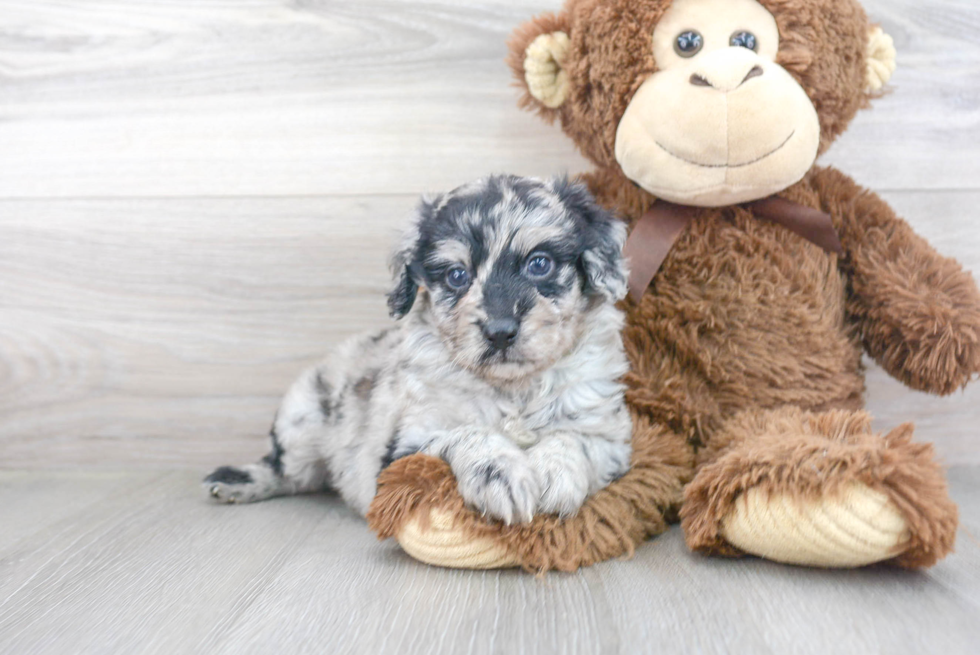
[446,266,470,289]
[525,254,553,278]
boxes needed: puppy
[204,175,632,524]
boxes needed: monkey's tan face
[614,0,821,207]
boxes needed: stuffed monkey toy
[367,0,979,571]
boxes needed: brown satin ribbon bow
[622,196,844,302]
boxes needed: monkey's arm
[811,166,980,395]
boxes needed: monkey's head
[508,0,896,207]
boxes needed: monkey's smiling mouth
[655,130,796,169]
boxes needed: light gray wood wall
[2,0,979,469]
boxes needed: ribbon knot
[623,196,843,302]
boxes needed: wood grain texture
[0,195,405,468]
[2,191,979,468]
[0,467,978,655]
[0,0,978,198]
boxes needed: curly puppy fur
[205,175,633,525]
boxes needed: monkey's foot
[681,410,958,569]
[396,508,521,569]
[719,482,910,567]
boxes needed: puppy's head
[388,175,627,382]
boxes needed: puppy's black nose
[482,318,519,351]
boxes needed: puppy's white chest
[502,416,539,448]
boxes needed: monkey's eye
[525,253,554,278]
[730,31,758,51]
[674,31,703,58]
[445,266,470,289]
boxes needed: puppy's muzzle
[482,318,519,352]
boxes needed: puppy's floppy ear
[387,195,439,319]
[553,177,628,303]
[506,12,572,121]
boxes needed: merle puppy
[204,175,632,524]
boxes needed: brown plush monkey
[367,0,979,571]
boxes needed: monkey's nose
[482,318,519,351]
[690,65,763,91]
[689,48,766,92]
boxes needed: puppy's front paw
[531,453,590,519]
[454,456,540,525]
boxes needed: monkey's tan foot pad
[395,509,521,569]
[366,454,524,570]
[719,482,911,568]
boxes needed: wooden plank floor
[2,1,980,653]
[0,467,977,655]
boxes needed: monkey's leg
[681,407,957,568]
[366,413,694,571]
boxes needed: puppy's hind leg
[204,427,324,504]
[204,371,334,504]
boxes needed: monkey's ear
[387,196,439,319]
[865,26,897,93]
[506,12,572,119]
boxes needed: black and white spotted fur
[204,175,632,524]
